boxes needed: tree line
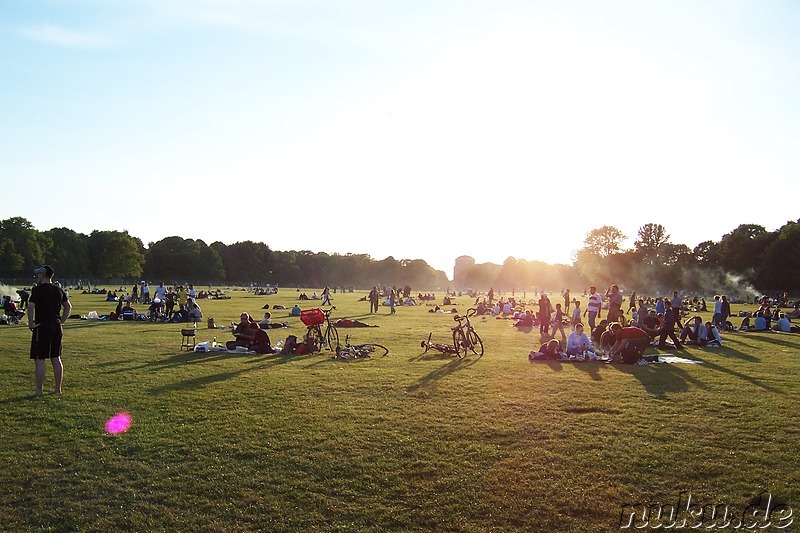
[0,217,449,289]
[1,216,797,292]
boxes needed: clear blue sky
[2,0,798,278]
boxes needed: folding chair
[180,328,197,350]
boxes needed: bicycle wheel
[356,343,389,357]
[324,324,339,351]
[467,328,484,356]
[309,325,324,353]
[452,329,467,358]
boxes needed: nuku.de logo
[619,491,793,529]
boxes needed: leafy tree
[88,230,144,279]
[634,223,670,266]
[0,217,51,277]
[755,221,800,290]
[715,224,772,275]
[218,241,273,283]
[144,236,224,282]
[583,226,626,257]
[43,228,90,279]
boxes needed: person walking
[321,286,332,306]
[368,286,379,313]
[27,265,71,397]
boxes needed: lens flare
[105,412,132,434]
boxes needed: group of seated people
[738,305,796,332]
[2,295,25,324]
[114,297,203,323]
[227,312,274,354]
[531,322,656,364]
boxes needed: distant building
[453,256,475,289]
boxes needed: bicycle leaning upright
[451,307,484,358]
[300,306,339,352]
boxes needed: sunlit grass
[1,288,798,531]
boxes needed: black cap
[34,264,55,277]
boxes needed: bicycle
[300,306,339,352]
[420,332,461,356]
[334,334,389,359]
[452,308,484,357]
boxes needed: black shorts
[30,321,63,359]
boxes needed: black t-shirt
[30,283,67,323]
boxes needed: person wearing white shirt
[584,286,603,331]
[566,323,596,359]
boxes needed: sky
[2,0,799,278]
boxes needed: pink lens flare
[105,412,132,434]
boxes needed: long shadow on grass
[103,350,258,374]
[730,331,800,350]
[149,371,243,394]
[671,351,783,394]
[701,337,759,361]
[610,362,706,398]
[406,356,481,394]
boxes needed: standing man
[488,287,494,305]
[670,291,684,328]
[154,282,167,303]
[606,284,624,325]
[584,285,603,332]
[27,265,71,397]
[389,287,396,314]
[563,288,571,313]
[368,286,379,314]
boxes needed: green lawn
[1,288,798,531]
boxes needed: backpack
[281,335,298,355]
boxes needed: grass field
[1,288,798,532]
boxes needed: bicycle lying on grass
[334,335,389,360]
[420,307,484,358]
[301,307,339,352]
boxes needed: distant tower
[453,256,475,289]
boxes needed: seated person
[679,316,708,345]
[773,314,791,332]
[172,304,189,322]
[258,312,272,329]
[443,296,452,306]
[289,304,302,317]
[592,319,609,345]
[227,312,257,350]
[120,301,138,320]
[529,338,565,361]
[565,323,596,359]
[2,296,24,323]
[311,292,319,300]
[705,322,723,346]
[187,302,203,321]
[607,323,651,364]
[249,328,273,354]
[753,315,768,331]
[599,328,617,354]
[513,310,534,328]
[641,310,661,340]
[106,291,118,302]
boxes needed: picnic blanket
[656,354,704,364]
